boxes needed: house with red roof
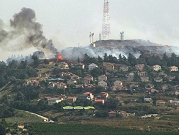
[156,100,165,106]
[108,111,116,118]
[94,99,105,104]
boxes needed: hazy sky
[0,0,179,60]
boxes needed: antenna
[92,33,94,43]
[120,31,124,41]
[102,0,110,40]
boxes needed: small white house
[98,75,107,81]
[169,66,178,72]
[98,80,107,87]
[153,65,161,71]
[88,63,98,70]
[48,98,62,105]
[67,79,77,85]
[113,80,123,86]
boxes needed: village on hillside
[16,53,179,121]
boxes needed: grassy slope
[5,110,44,124]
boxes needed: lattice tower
[102,0,110,40]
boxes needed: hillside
[61,39,178,60]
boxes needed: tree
[90,68,102,78]
[77,57,80,63]
[32,55,39,66]
[103,53,108,62]
[44,59,49,64]
[97,56,103,63]
[104,98,120,110]
[19,60,27,69]
[128,53,137,66]
[8,60,19,69]
[0,124,5,135]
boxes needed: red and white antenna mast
[102,0,110,40]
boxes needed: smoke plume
[0,8,58,55]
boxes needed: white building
[88,63,98,70]
[98,80,107,87]
[153,65,161,71]
[48,98,62,105]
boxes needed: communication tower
[120,31,124,41]
[102,0,110,40]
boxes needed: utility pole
[92,33,94,43]
[102,0,110,40]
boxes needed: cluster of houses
[22,60,179,117]
[44,91,109,106]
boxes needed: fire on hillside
[57,54,63,61]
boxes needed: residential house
[47,97,62,105]
[67,79,77,85]
[48,82,67,89]
[119,111,135,118]
[74,63,85,69]
[103,62,114,71]
[96,92,109,99]
[174,90,179,96]
[83,84,95,89]
[144,97,153,102]
[156,100,165,106]
[24,80,40,87]
[83,92,94,100]
[78,94,91,100]
[141,114,158,119]
[138,71,147,76]
[98,81,107,88]
[98,75,107,81]
[153,65,161,71]
[39,73,50,79]
[48,82,56,89]
[145,83,154,89]
[75,84,84,88]
[66,96,76,103]
[120,65,128,72]
[140,76,149,82]
[135,64,145,71]
[129,83,139,90]
[154,77,163,83]
[71,74,80,80]
[158,72,167,77]
[88,63,98,70]
[168,76,175,82]
[112,85,127,91]
[174,85,179,90]
[150,88,159,93]
[161,84,168,91]
[113,80,123,86]
[126,72,134,81]
[108,111,116,118]
[145,83,154,93]
[94,99,105,104]
[83,75,93,84]
[58,62,69,69]
[49,61,55,65]
[59,82,67,89]
[59,72,73,78]
[169,66,178,72]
